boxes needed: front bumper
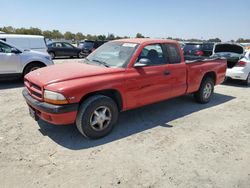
[226,68,249,80]
[22,89,78,125]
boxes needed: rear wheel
[76,95,118,139]
[49,52,55,59]
[244,73,250,86]
[194,77,214,104]
[23,63,45,76]
[78,52,85,58]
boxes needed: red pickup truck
[23,39,227,139]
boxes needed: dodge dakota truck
[23,39,227,139]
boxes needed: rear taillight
[91,48,96,52]
[195,50,204,56]
[236,61,246,67]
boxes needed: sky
[1,0,250,41]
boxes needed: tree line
[1,26,250,43]
[0,26,128,41]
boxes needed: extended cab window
[0,42,12,53]
[165,44,181,64]
[137,44,165,65]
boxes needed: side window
[166,44,181,64]
[137,44,165,65]
[55,43,62,48]
[63,43,73,48]
[0,42,12,53]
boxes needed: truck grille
[24,79,43,101]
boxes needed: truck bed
[185,56,227,94]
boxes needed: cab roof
[114,38,178,45]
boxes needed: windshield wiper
[92,59,110,67]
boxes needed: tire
[49,52,55,59]
[243,73,250,86]
[194,77,214,104]
[76,95,119,139]
[23,63,45,76]
[78,52,84,58]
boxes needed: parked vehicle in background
[202,43,214,56]
[47,41,84,59]
[0,34,48,53]
[183,42,214,57]
[0,40,53,80]
[178,41,185,49]
[23,38,227,139]
[78,40,107,57]
[212,43,249,85]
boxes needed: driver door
[62,42,76,56]
[0,42,21,74]
[125,43,172,109]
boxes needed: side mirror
[11,48,20,54]
[134,58,151,67]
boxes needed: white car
[213,43,250,85]
[0,40,54,80]
[0,34,48,53]
[226,51,250,85]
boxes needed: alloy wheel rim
[203,83,212,99]
[90,106,112,131]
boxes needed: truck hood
[214,44,244,54]
[25,62,124,86]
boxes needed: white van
[0,34,48,53]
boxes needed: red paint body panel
[24,39,227,125]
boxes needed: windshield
[85,41,139,68]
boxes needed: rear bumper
[22,89,78,125]
[226,68,249,80]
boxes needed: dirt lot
[0,59,250,188]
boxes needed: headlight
[44,90,68,105]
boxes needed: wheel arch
[22,61,46,76]
[79,89,123,111]
[202,71,216,85]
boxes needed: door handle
[163,70,171,76]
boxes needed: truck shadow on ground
[0,80,24,90]
[38,93,235,150]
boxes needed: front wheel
[49,52,55,59]
[194,77,214,104]
[244,73,250,86]
[23,63,45,76]
[76,95,118,139]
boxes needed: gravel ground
[0,59,250,188]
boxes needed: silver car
[0,40,54,80]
